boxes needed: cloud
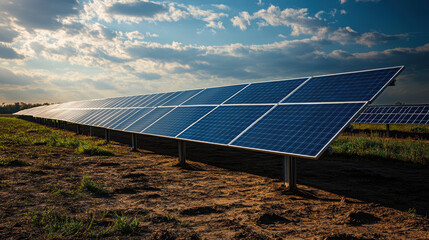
[231,12,251,30]
[0,26,19,43]
[231,5,406,46]
[0,67,33,85]
[330,27,408,46]
[107,1,167,17]
[0,0,79,31]
[0,44,24,59]
[212,4,230,10]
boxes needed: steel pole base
[105,129,110,142]
[178,140,186,165]
[131,133,138,151]
[283,156,297,191]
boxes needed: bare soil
[0,119,428,239]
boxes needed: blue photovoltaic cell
[354,105,429,125]
[231,103,365,157]
[225,78,307,104]
[161,89,202,106]
[79,109,105,125]
[90,109,118,126]
[98,109,128,127]
[129,94,153,107]
[182,84,247,105]
[144,106,215,137]
[283,67,402,103]
[104,109,138,128]
[110,108,153,130]
[145,92,174,107]
[178,105,272,144]
[125,107,173,132]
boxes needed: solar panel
[161,89,203,106]
[110,108,154,130]
[14,66,404,159]
[182,84,247,105]
[354,105,429,125]
[124,107,173,132]
[230,103,365,158]
[144,106,215,137]
[178,105,272,144]
[225,78,307,104]
[283,67,402,103]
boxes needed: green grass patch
[351,123,429,134]
[164,212,189,227]
[77,142,113,156]
[80,174,109,196]
[111,213,140,235]
[25,208,83,238]
[24,208,141,238]
[332,136,428,165]
[0,117,115,156]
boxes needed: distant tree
[0,102,50,114]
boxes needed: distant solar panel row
[354,105,429,125]
[15,66,403,159]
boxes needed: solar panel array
[15,66,403,159]
[354,104,429,125]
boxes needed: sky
[0,0,428,105]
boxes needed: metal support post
[131,133,138,151]
[76,125,80,134]
[178,140,186,165]
[105,129,110,142]
[283,156,297,190]
[89,127,93,136]
[386,124,390,137]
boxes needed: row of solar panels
[15,66,403,159]
[354,104,429,125]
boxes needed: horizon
[0,0,428,104]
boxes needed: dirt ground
[1,118,428,239]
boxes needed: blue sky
[0,0,428,104]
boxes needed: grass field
[0,117,428,239]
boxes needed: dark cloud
[134,72,162,80]
[0,87,52,102]
[108,1,167,17]
[0,67,32,85]
[0,26,19,43]
[2,0,79,30]
[0,44,24,59]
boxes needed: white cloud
[83,0,228,30]
[231,11,251,30]
[231,5,406,46]
[212,4,230,10]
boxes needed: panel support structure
[178,140,186,165]
[89,127,94,137]
[386,124,390,137]
[283,156,297,190]
[131,133,138,151]
[76,124,80,134]
[105,129,110,142]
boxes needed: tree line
[0,102,50,114]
